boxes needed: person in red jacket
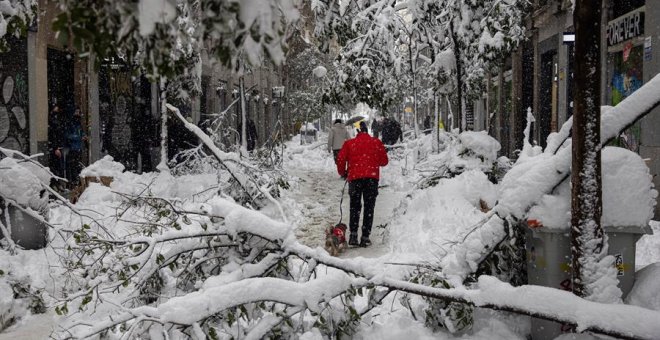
[336,121,389,247]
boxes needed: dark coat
[380,118,402,145]
[48,110,66,152]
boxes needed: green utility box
[0,204,48,250]
[525,224,652,340]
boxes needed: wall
[33,0,90,160]
[640,1,660,218]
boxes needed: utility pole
[571,0,604,298]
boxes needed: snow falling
[1,1,660,340]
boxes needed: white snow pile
[636,221,660,268]
[389,170,497,259]
[0,249,50,333]
[392,131,505,192]
[0,157,49,214]
[458,131,501,163]
[626,262,660,311]
[443,131,503,175]
[527,146,657,229]
[79,155,126,178]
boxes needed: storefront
[606,3,645,152]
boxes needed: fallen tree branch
[167,103,257,205]
[441,74,660,283]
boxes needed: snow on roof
[526,147,657,229]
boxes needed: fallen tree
[439,74,660,284]
[45,75,660,339]
[55,193,660,339]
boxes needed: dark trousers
[333,149,340,163]
[66,150,83,186]
[348,178,379,239]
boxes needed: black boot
[349,234,359,246]
[359,236,371,247]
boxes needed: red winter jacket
[336,132,389,181]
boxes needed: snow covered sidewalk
[281,137,405,259]
[285,168,403,259]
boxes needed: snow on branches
[51,0,299,78]
[0,0,35,50]
[52,172,660,340]
[312,0,529,125]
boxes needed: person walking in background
[371,118,381,139]
[48,104,67,188]
[380,117,403,147]
[423,116,431,135]
[328,119,349,162]
[65,107,86,187]
[336,121,388,247]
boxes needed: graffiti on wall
[99,64,155,171]
[99,66,134,166]
[107,69,132,152]
[0,38,29,154]
[611,45,643,153]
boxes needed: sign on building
[607,8,645,47]
[644,36,652,61]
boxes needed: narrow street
[284,146,405,259]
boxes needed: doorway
[47,48,75,109]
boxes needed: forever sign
[607,9,644,47]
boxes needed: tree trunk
[408,40,419,138]
[157,78,169,171]
[451,28,464,132]
[497,66,506,153]
[434,92,440,153]
[571,0,605,299]
[239,76,248,157]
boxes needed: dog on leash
[324,223,348,256]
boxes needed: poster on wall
[99,64,155,171]
[611,45,643,153]
[0,37,29,154]
[99,65,133,167]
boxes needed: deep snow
[1,129,660,339]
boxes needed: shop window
[610,45,643,153]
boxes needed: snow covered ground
[278,135,405,259]
[1,130,660,339]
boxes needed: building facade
[0,0,289,175]
[488,0,660,217]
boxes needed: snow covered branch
[55,186,660,339]
[438,73,660,288]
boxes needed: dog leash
[338,178,348,225]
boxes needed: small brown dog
[324,223,348,256]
